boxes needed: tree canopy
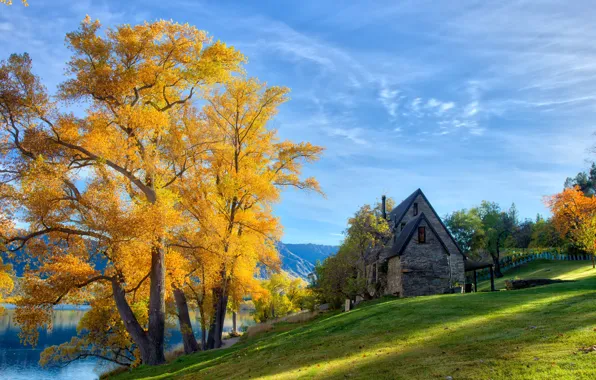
[0,17,322,367]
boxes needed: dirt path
[219,336,240,349]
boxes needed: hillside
[477,259,596,291]
[111,261,596,379]
[278,243,338,279]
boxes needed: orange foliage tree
[0,17,243,365]
[548,186,596,268]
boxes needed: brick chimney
[381,195,387,220]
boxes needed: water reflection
[0,306,254,380]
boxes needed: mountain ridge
[277,242,338,279]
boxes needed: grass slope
[477,259,594,291]
[112,261,596,379]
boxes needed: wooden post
[473,270,477,292]
[490,266,495,292]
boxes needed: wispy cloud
[6,0,595,244]
[379,86,400,118]
[326,128,368,145]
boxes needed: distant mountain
[277,242,338,279]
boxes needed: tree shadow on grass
[114,278,596,379]
[316,287,596,379]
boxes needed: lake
[0,306,254,380]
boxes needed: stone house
[365,189,466,297]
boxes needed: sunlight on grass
[113,262,596,380]
[259,291,593,380]
[478,260,595,291]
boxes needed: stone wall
[385,256,402,296]
[399,219,451,297]
[399,194,460,257]
[449,250,465,285]
[395,193,465,286]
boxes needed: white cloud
[411,97,422,113]
[464,101,479,117]
[439,102,455,113]
[326,128,367,145]
[425,98,456,115]
[379,86,400,118]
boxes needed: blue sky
[1,1,594,245]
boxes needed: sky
[1,0,595,245]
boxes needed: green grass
[477,259,595,291]
[111,261,596,379]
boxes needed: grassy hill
[477,259,594,291]
[111,261,596,379]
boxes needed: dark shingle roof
[386,212,451,259]
[387,188,465,258]
[388,188,421,222]
[390,213,422,256]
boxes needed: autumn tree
[344,200,392,297]
[0,257,13,314]
[252,272,311,323]
[0,211,15,314]
[194,78,323,349]
[39,289,140,368]
[548,186,596,268]
[313,198,392,304]
[0,17,243,365]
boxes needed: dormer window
[418,226,426,243]
[413,202,418,216]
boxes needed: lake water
[0,306,254,380]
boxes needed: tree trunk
[201,321,207,350]
[196,303,207,351]
[491,253,504,278]
[146,242,166,365]
[206,287,221,349]
[207,286,228,349]
[592,253,595,268]
[173,288,199,354]
[111,279,152,363]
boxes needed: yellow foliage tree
[0,257,13,314]
[0,17,243,365]
[173,77,324,349]
[253,272,312,323]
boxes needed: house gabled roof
[388,188,422,222]
[387,188,466,258]
[386,212,452,259]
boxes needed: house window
[418,226,426,243]
[372,263,377,283]
[413,202,418,216]
[400,222,406,231]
